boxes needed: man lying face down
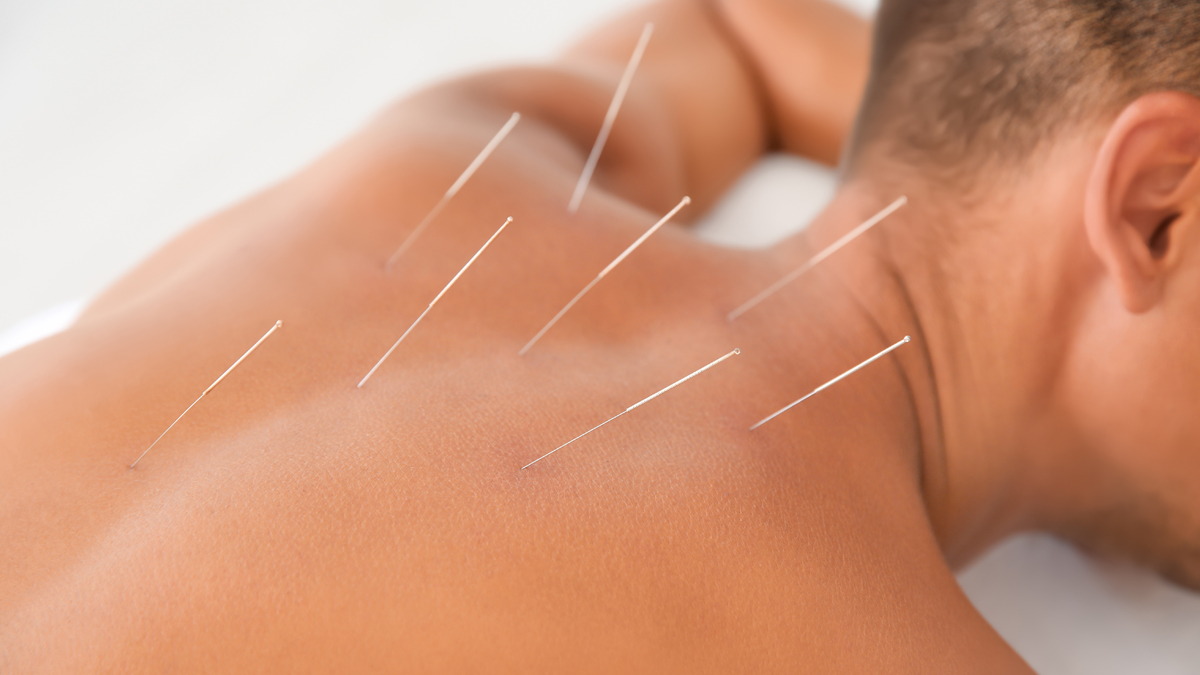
[1,0,1198,671]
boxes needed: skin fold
[4,0,1198,671]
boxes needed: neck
[791,180,1075,566]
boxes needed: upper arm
[397,0,769,219]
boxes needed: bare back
[0,2,1032,671]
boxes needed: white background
[2,0,1199,672]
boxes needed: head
[842,0,1200,588]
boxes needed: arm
[713,0,871,165]
[418,0,869,216]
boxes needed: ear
[1085,92,1200,313]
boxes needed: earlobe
[1084,92,1200,313]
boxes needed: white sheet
[0,299,85,357]
[3,0,1198,671]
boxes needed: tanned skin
[6,0,1199,671]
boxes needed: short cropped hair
[849,0,1200,175]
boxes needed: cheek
[1063,310,1200,494]
[1134,311,1200,488]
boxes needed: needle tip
[903,335,911,343]
[733,348,741,355]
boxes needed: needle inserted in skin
[521,347,740,470]
[519,195,689,356]
[129,320,283,469]
[384,112,520,270]
[727,196,907,321]
[749,336,910,431]
[360,217,512,388]
[567,23,654,214]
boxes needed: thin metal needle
[521,347,740,470]
[360,217,512,388]
[567,23,654,214]
[727,196,907,321]
[385,112,520,270]
[749,336,910,431]
[519,195,689,356]
[129,320,283,469]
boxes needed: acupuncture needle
[129,320,283,469]
[360,217,512,388]
[385,112,520,270]
[750,336,910,430]
[519,195,689,356]
[521,347,740,470]
[727,196,907,321]
[567,22,654,214]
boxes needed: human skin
[8,0,1197,670]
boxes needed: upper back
[0,100,1028,673]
